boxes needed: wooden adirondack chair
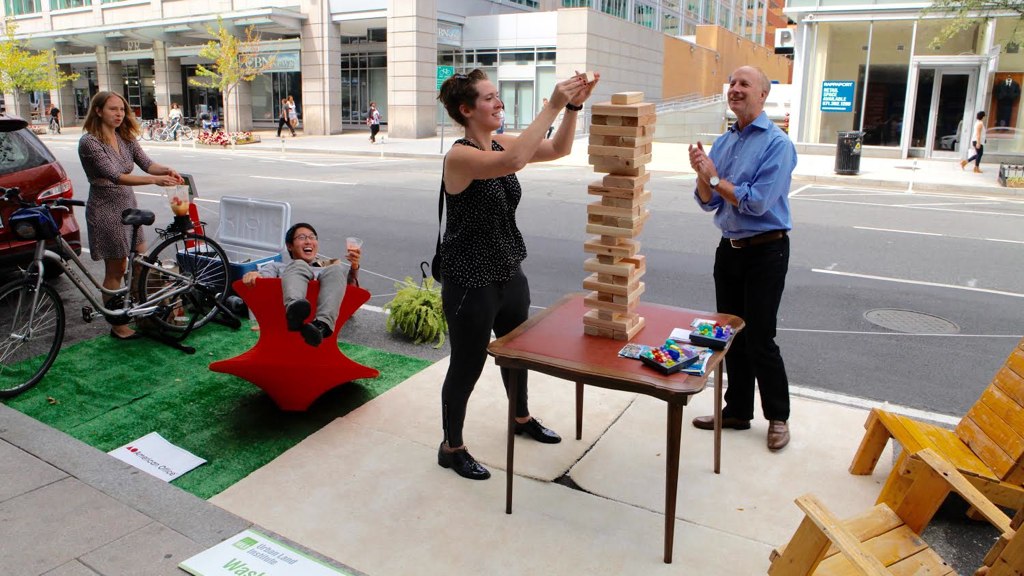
[849,337,1024,512]
[769,449,1023,576]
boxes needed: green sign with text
[437,66,455,90]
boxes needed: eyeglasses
[453,73,469,80]
[293,234,317,242]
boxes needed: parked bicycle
[156,119,193,142]
[0,186,237,398]
[138,119,164,141]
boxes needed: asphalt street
[37,140,1024,422]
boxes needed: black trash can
[835,131,864,175]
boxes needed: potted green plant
[383,276,447,348]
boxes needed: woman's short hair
[977,111,986,120]
[437,69,489,128]
[82,91,140,140]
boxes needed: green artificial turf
[3,321,431,499]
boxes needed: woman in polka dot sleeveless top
[435,68,600,481]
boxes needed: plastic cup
[166,185,190,216]
[346,237,363,250]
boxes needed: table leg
[664,402,683,564]
[714,364,723,474]
[506,369,519,515]
[575,381,584,441]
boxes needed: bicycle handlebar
[1,187,85,208]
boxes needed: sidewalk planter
[998,163,1024,188]
[196,131,260,147]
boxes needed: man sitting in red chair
[241,223,359,347]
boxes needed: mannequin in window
[994,76,1020,127]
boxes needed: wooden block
[583,274,640,296]
[617,316,645,341]
[583,309,640,332]
[590,124,648,137]
[612,281,646,304]
[596,254,615,264]
[587,200,643,219]
[583,324,615,338]
[583,257,636,278]
[621,254,647,275]
[590,154,652,171]
[585,219,643,238]
[583,291,638,314]
[611,91,644,105]
[600,235,619,245]
[585,236,638,256]
[575,70,596,84]
[589,134,655,148]
[592,102,656,117]
[603,191,652,209]
[591,114,656,128]
[587,144,653,159]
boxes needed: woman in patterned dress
[78,91,183,340]
[433,69,599,480]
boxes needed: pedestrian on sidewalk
[48,105,61,134]
[434,69,599,480]
[687,65,797,452]
[960,111,986,174]
[276,98,295,137]
[286,95,298,137]
[367,102,381,143]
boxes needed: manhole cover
[864,309,960,334]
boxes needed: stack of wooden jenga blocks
[582,91,655,340]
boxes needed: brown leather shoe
[692,415,751,431]
[767,420,790,451]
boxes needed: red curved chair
[210,278,380,411]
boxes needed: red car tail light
[38,179,73,201]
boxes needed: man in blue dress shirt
[687,66,797,451]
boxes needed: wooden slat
[814,526,927,575]
[978,385,1024,446]
[994,364,1024,408]
[590,123,654,137]
[794,495,892,576]
[768,515,831,576]
[587,182,644,199]
[602,191,652,209]
[587,143,653,159]
[587,200,643,218]
[588,134,654,147]
[893,415,997,480]
[582,309,640,331]
[850,409,894,474]
[582,274,640,296]
[962,398,1024,471]
[1006,346,1024,380]
[821,504,905,560]
[583,257,640,278]
[885,548,955,576]
[583,291,638,314]
[875,411,930,453]
[914,449,1014,535]
[890,455,952,534]
[956,417,1016,479]
[590,113,656,127]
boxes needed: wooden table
[488,293,743,563]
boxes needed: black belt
[727,230,787,249]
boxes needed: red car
[0,115,81,277]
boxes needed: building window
[502,0,539,7]
[635,3,657,30]
[3,0,42,15]
[51,0,90,8]
[562,0,591,7]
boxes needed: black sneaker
[285,299,311,331]
[300,322,323,347]
[437,442,490,480]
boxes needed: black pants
[441,267,530,448]
[277,117,294,136]
[714,235,790,422]
[967,142,983,167]
[370,124,380,141]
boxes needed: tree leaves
[382,277,448,348]
[0,19,79,96]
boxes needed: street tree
[0,19,79,116]
[926,0,1023,50]
[189,17,275,137]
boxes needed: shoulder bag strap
[437,156,446,255]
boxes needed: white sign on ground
[179,529,354,576]
[107,432,205,482]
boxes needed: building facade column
[153,40,183,120]
[226,81,253,133]
[3,91,33,121]
[95,45,124,95]
[49,62,76,128]
[299,0,342,135]
[387,0,437,138]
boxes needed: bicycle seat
[121,208,155,226]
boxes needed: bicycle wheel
[179,126,193,141]
[136,233,230,332]
[0,279,65,398]
[141,123,152,141]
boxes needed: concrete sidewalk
[3,355,907,576]
[43,127,1022,197]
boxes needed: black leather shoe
[692,414,751,431]
[514,418,562,444]
[285,299,311,331]
[437,442,490,480]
